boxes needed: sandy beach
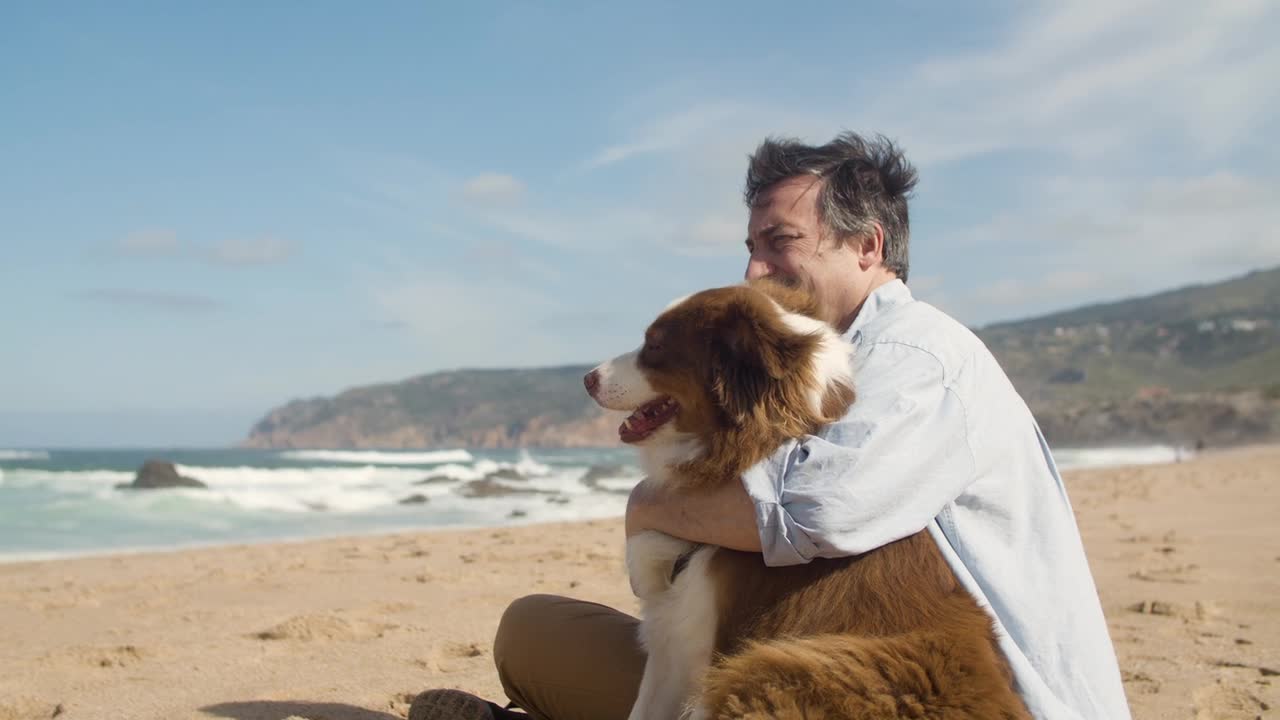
[2,445,1277,720]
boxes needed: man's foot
[407,689,526,720]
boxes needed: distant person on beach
[409,133,1132,720]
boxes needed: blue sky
[2,1,1277,447]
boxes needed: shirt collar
[843,278,913,343]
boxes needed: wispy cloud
[113,232,294,267]
[667,213,746,257]
[890,1,1279,166]
[116,229,182,257]
[585,3,1276,174]
[972,270,1103,307]
[563,1,1277,323]
[72,288,224,313]
[459,173,526,205]
[368,270,571,368]
[580,101,754,171]
[346,1,1277,326]
[943,172,1280,322]
[204,236,293,266]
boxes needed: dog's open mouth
[619,396,679,444]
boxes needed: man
[411,132,1131,720]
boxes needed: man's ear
[854,222,886,271]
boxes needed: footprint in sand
[1127,600,1180,617]
[88,645,145,668]
[425,641,489,674]
[252,614,396,642]
[1192,680,1269,719]
[1120,669,1161,696]
[0,697,64,720]
[445,641,486,659]
[1128,563,1200,584]
[388,692,419,717]
[1127,599,1221,623]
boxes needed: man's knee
[492,594,646,720]
[494,593,560,669]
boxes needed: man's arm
[625,475,762,552]
[740,340,978,565]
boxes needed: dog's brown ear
[711,299,810,421]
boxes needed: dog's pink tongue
[620,408,654,442]
[619,396,676,443]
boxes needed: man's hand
[625,476,764,553]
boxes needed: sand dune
[1,445,1277,719]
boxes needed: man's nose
[745,257,772,281]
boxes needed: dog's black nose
[584,370,600,396]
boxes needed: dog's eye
[640,340,665,366]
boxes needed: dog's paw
[627,530,698,598]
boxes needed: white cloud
[369,272,571,368]
[351,1,1278,325]
[581,101,754,171]
[575,2,1277,189]
[116,229,181,257]
[668,213,746,257]
[460,173,526,205]
[557,1,1278,322]
[972,270,1103,306]
[478,205,675,253]
[890,1,1279,166]
[112,232,294,267]
[73,288,223,313]
[946,172,1280,322]
[205,237,293,267]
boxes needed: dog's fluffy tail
[697,631,1030,720]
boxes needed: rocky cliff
[242,366,626,449]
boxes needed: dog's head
[584,280,854,472]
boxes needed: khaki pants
[494,594,646,720]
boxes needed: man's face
[745,176,866,329]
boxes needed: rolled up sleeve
[741,341,977,567]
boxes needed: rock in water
[118,459,207,490]
[456,478,549,499]
[579,464,633,494]
[580,464,625,488]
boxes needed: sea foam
[0,450,50,461]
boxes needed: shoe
[408,689,525,720]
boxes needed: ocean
[0,444,1190,563]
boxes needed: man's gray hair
[744,132,918,281]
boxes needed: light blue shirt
[741,279,1131,720]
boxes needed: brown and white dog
[585,280,1030,720]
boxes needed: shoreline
[1,444,1277,719]
[0,516,603,567]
